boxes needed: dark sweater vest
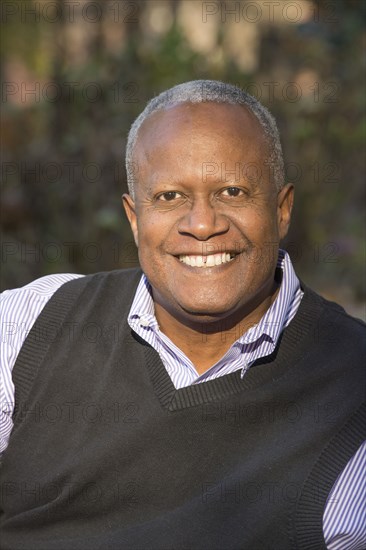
[0,269,365,550]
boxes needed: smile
[178,253,236,268]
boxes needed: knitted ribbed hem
[12,279,86,427]
[288,402,366,549]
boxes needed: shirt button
[139,315,150,327]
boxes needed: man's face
[123,102,293,327]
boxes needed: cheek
[232,214,280,266]
[232,206,278,238]
[135,219,166,265]
[137,211,176,246]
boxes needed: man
[1,80,365,549]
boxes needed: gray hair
[125,80,284,197]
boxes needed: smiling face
[123,102,293,329]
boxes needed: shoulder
[1,273,84,353]
[1,273,84,300]
[1,273,85,326]
[300,284,365,350]
[45,267,143,301]
[1,268,143,325]
[1,273,85,316]
[306,285,365,326]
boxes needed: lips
[178,252,236,268]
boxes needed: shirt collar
[128,276,157,331]
[239,249,299,345]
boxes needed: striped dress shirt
[0,251,365,549]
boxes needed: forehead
[135,102,268,159]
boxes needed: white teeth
[179,253,235,268]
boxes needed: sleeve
[323,441,366,550]
[0,273,84,453]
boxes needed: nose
[177,198,230,240]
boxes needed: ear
[122,193,139,247]
[277,184,294,240]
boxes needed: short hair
[125,80,284,198]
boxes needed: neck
[153,283,280,375]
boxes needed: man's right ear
[122,194,138,247]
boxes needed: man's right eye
[156,191,183,201]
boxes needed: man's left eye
[220,187,245,197]
[157,191,183,201]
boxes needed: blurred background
[1,0,365,318]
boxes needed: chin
[178,301,238,321]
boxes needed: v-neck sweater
[1,268,365,550]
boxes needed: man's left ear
[277,184,294,240]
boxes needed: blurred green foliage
[1,0,365,316]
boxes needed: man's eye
[221,187,245,197]
[157,191,183,201]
